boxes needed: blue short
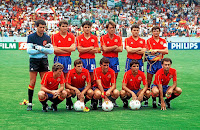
[54,56,71,73]
[92,87,110,91]
[131,88,141,95]
[104,57,120,73]
[125,58,144,72]
[78,87,85,92]
[80,58,96,72]
[46,93,54,100]
[147,61,162,74]
[151,84,169,96]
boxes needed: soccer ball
[102,101,114,112]
[74,100,85,111]
[129,100,141,110]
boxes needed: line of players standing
[26,19,182,112]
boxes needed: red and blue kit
[52,32,75,56]
[122,70,147,90]
[76,34,98,59]
[146,37,167,50]
[41,71,65,90]
[93,67,116,89]
[66,68,91,88]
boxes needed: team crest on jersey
[58,40,61,43]
[81,39,83,41]
[43,40,47,46]
[82,75,86,79]
[130,79,132,81]
[169,75,173,78]
[114,39,118,42]
[49,82,52,84]
[91,39,95,42]
[107,41,109,44]
[131,42,133,44]
[99,76,101,78]
[73,76,76,79]
[57,78,61,81]
[140,41,143,44]
[160,41,163,45]
[107,74,111,78]
[153,43,155,45]
[138,76,142,80]
[68,38,71,41]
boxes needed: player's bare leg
[27,72,38,111]
[109,89,119,107]
[137,89,151,102]
[39,71,47,79]
[120,90,128,108]
[145,72,154,107]
[165,87,182,108]
[151,86,159,108]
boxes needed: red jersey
[125,36,146,59]
[100,34,122,57]
[153,68,177,86]
[66,68,91,88]
[146,36,167,50]
[41,71,65,90]
[52,32,75,56]
[122,70,147,90]
[93,67,116,89]
[76,33,98,59]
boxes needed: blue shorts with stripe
[54,56,71,73]
[46,93,54,100]
[147,61,162,74]
[125,58,144,72]
[80,58,96,72]
[151,84,170,96]
[104,57,120,73]
[92,87,110,91]
[78,87,85,92]
[131,88,141,95]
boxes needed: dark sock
[84,97,90,104]
[53,97,62,106]
[40,100,47,106]
[28,89,34,103]
[66,97,73,105]
[166,93,179,102]
[152,97,156,102]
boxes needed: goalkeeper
[144,26,168,107]
[26,19,54,111]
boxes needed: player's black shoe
[66,104,73,110]
[113,102,119,107]
[98,99,102,108]
[123,100,128,108]
[52,104,58,111]
[27,103,32,111]
[165,99,171,108]
[91,101,98,110]
[42,104,48,112]
[152,101,157,108]
[143,100,148,107]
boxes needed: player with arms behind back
[120,59,151,108]
[151,58,182,110]
[38,63,67,112]
[65,59,94,110]
[26,19,54,111]
[145,26,168,107]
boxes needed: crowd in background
[0,0,200,37]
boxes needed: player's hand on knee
[138,93,144,101]
[79,92,84,100]
[167,89,173,96]
[106,91,111,97]
[161,102,166,110]
[75,89,81,97]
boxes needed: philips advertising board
[168,42,200,50]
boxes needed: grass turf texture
[0,50,200,129]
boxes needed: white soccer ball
[129,100,141,110]
[102,101,114,112]
[74,100,85,111]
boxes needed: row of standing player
[26,19,182,111]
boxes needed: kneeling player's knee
[152,88,159,96]
[113,89,119,98]
[38,91,46,100]
[87,89,94,97]
[120,90,126,98]
[61,90,68,97]
[175,87,182,94]
[145,90,151,98]
[94,90,101,99]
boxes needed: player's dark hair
[161,58,172,64]
[130,59,139,67]
[152,26,160,32]
[82,21,92,27]
[52,63,64,72]
[106,20,116,29]
[131,24,139,30]
[100,57,110,65]
[59,20,68,26]
[35,19,46,27]
[74,59,83,67]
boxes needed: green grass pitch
[0,50,200,129]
